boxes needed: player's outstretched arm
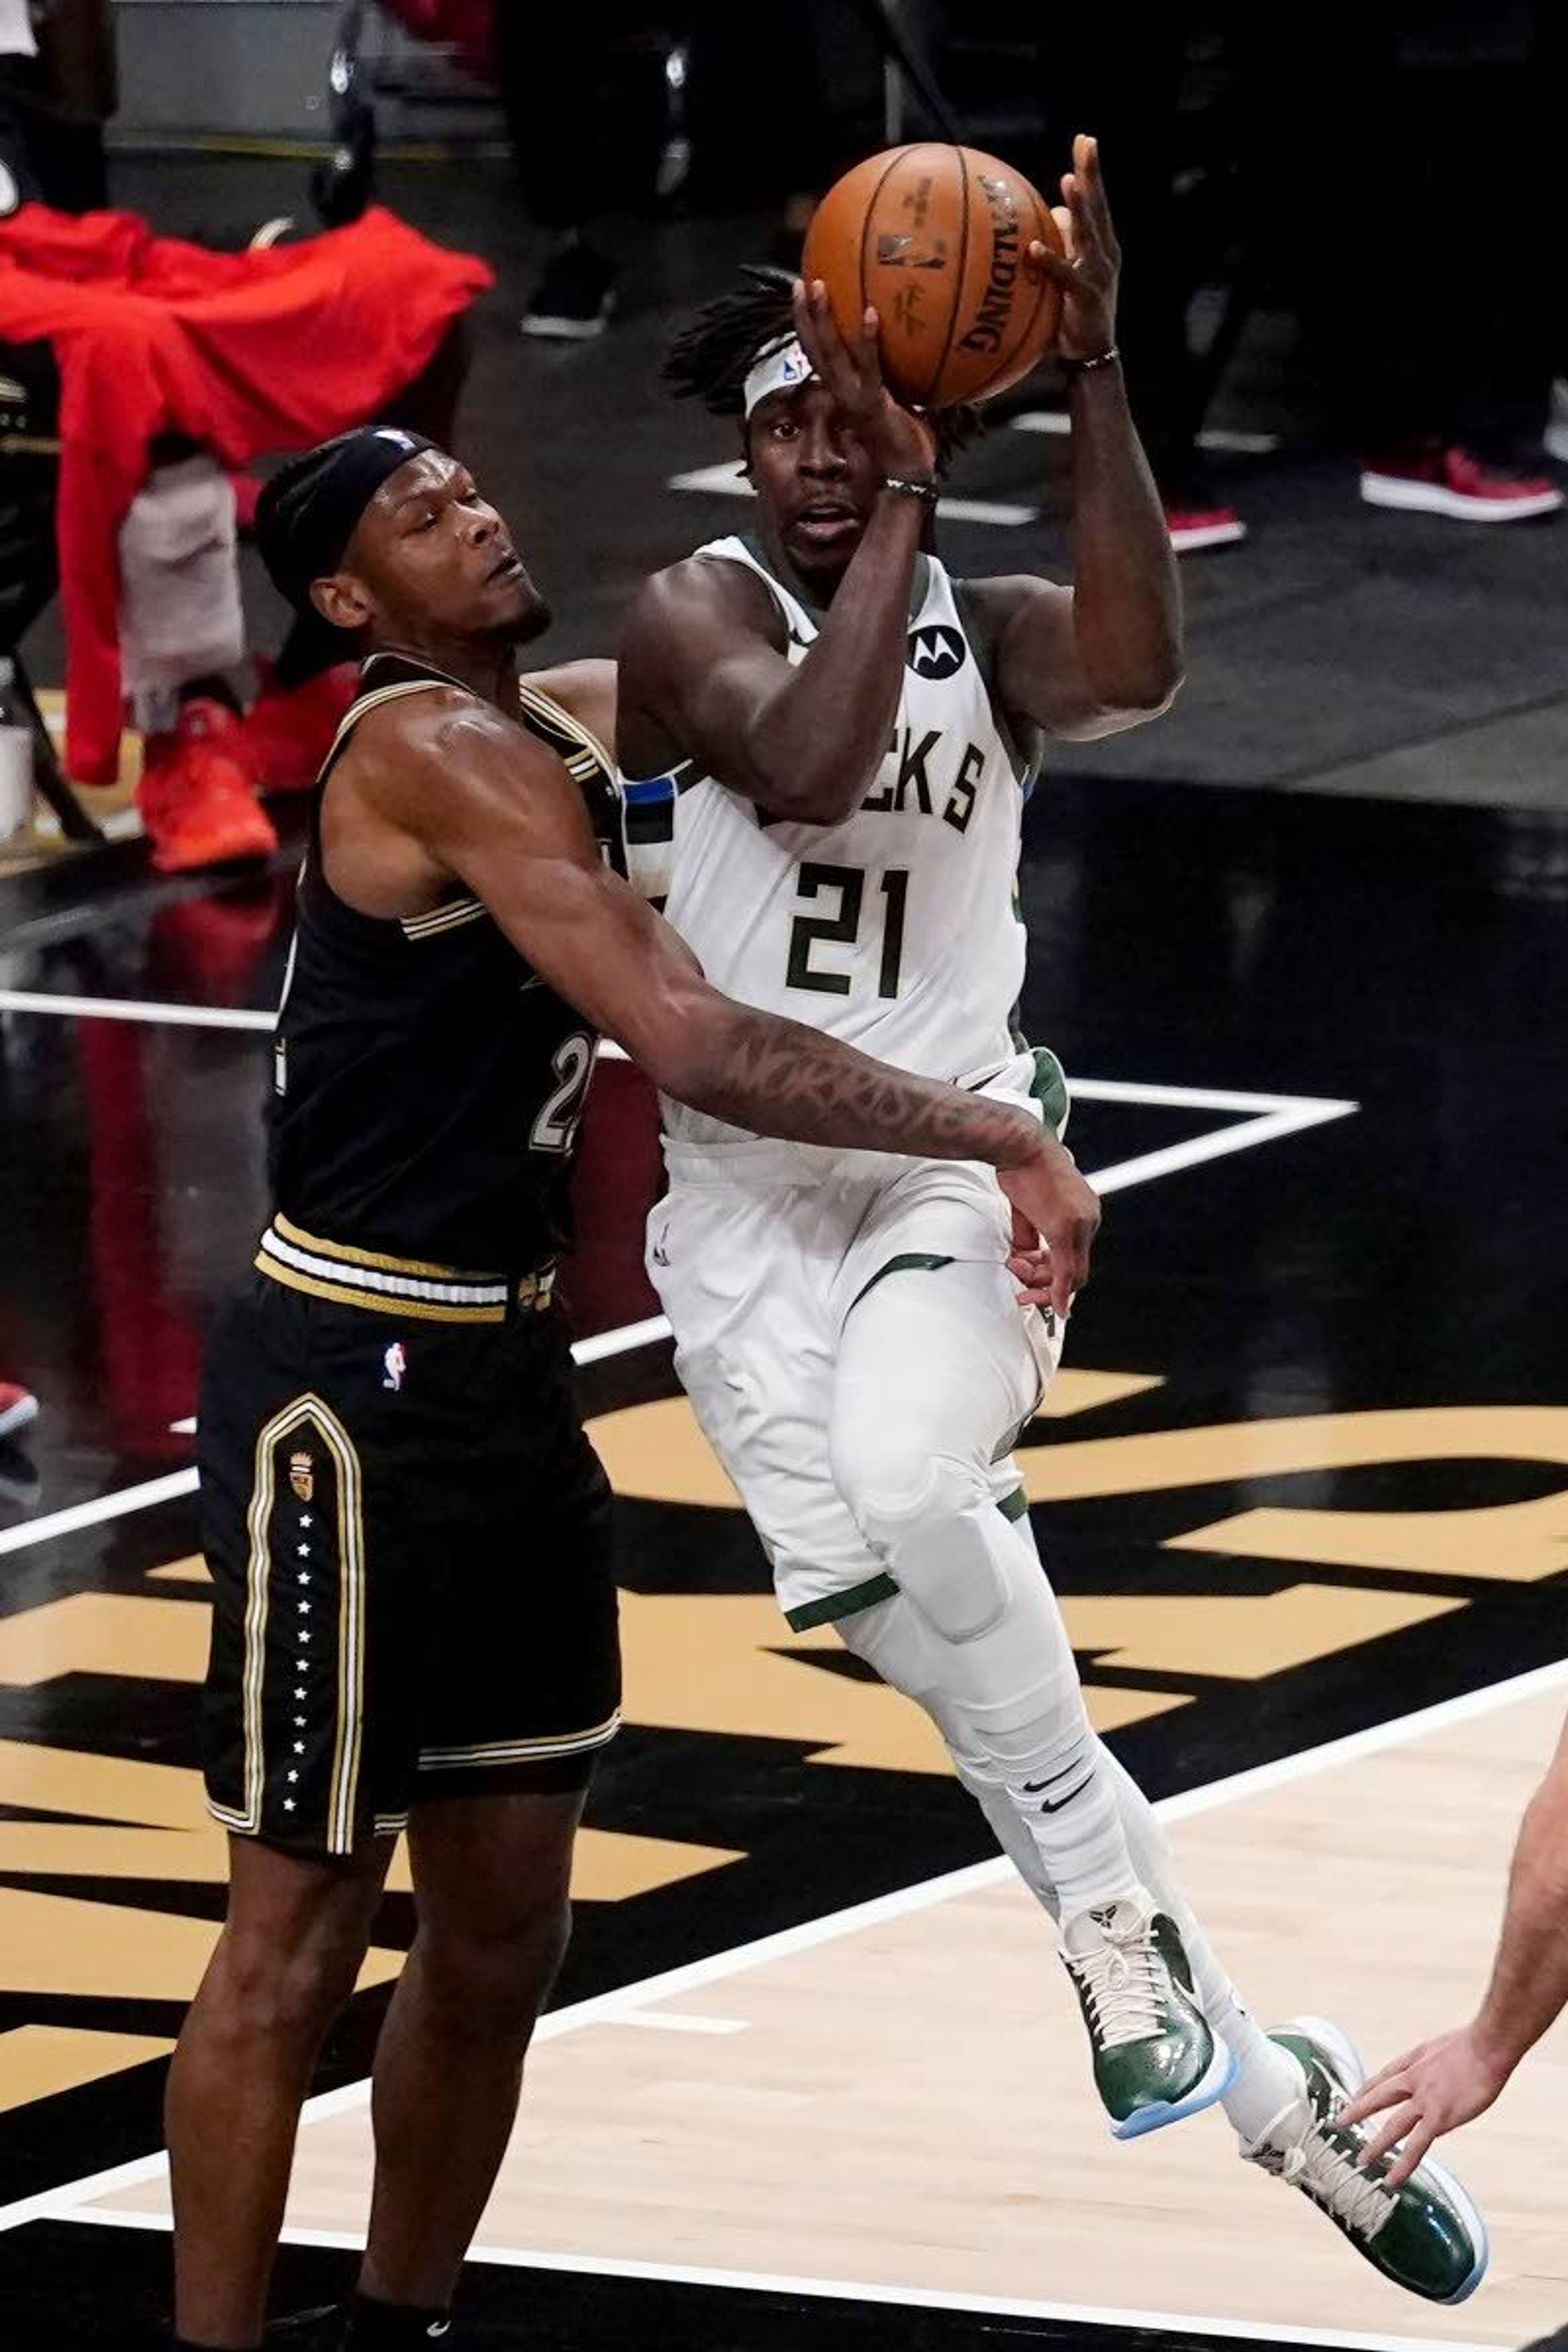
[387,696,1098,1319]
[617,282,934,826]
[1340,1711,1568,2183]
[971,134,1183,744]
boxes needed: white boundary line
[44,2213,1505,2352]
[0,989,273,1032]
[0,1468,199,1561]
[571,1314,672,1365]
[1089,1098,1354,1198]
[9,1653,1561,2261]
[607,2010,748,2035]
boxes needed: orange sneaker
[242,660,357,792]
[136,698,278,874]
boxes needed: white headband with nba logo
[742,336,817,417]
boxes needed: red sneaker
[0,1379,38,1440]
[1360,444,1564,523]
[136,698,278,875]
[1164,500,1247,553]
[242,660,357,792]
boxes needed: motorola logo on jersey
[907,624,967,682]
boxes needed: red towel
[0,203,493,782]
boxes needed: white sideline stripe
[1072,1077,1354,1116]
[0,989,273,1031]
[668,464,1034,527]
[571,1314,672,1365]
[0,1467,198,1560]
[1090,1100,1356,1198]
[608,2010,749,2035]
[9,1652,1559,2247]
[1011,410,1283,456]
[46,2212,1501,2352]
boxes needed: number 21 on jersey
[786,862,909,1000]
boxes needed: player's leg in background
[825,1250,1235,2135]
[494,0,623,337]
[356,1788,585,2323]
[167,1831,394,2346]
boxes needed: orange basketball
[802,143,1065,410]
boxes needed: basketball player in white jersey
[616,138,1483,2299]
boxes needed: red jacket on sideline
[0,204,493,782]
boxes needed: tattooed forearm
[685,1002,1045,1167]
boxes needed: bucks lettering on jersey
[623,535,1036,1146]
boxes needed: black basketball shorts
[198,1269,619,1857]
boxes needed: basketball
[802,143,1065,410]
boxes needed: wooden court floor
[73,1672,1568,2351]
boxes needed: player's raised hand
[791,276,936,477]
[1025,131,1120,362]
[998,1136,1100,1321]
[1339,2026,1512,2187]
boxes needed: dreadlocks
[664,264,978,474]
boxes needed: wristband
[880,474,939,505]
[1060,345,1120,377]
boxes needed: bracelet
[880,474,939,505]
[1060,345,1120,377]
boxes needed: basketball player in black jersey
[169,424,1100,2352]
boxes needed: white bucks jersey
[625,535,1035,1147]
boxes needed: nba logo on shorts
[382,1341,408,1393]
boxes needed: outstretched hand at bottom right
[1339,2024,1512,2187]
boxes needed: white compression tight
[828,1256,1144,1920]
[829,1261,1300,2138]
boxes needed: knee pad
[842,1446,1013,1644]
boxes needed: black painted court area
[0,151,1566,2352]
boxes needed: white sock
[984,1516,1308,2138]
[1096,1746,1304,2139]
[958,1742,1302,2134]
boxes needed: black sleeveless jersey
[266,652,626,1278]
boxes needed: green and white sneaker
[1061,1897,1236,2140]
[1244,2016,1488,2305]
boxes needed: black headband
[254,425,439,612]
